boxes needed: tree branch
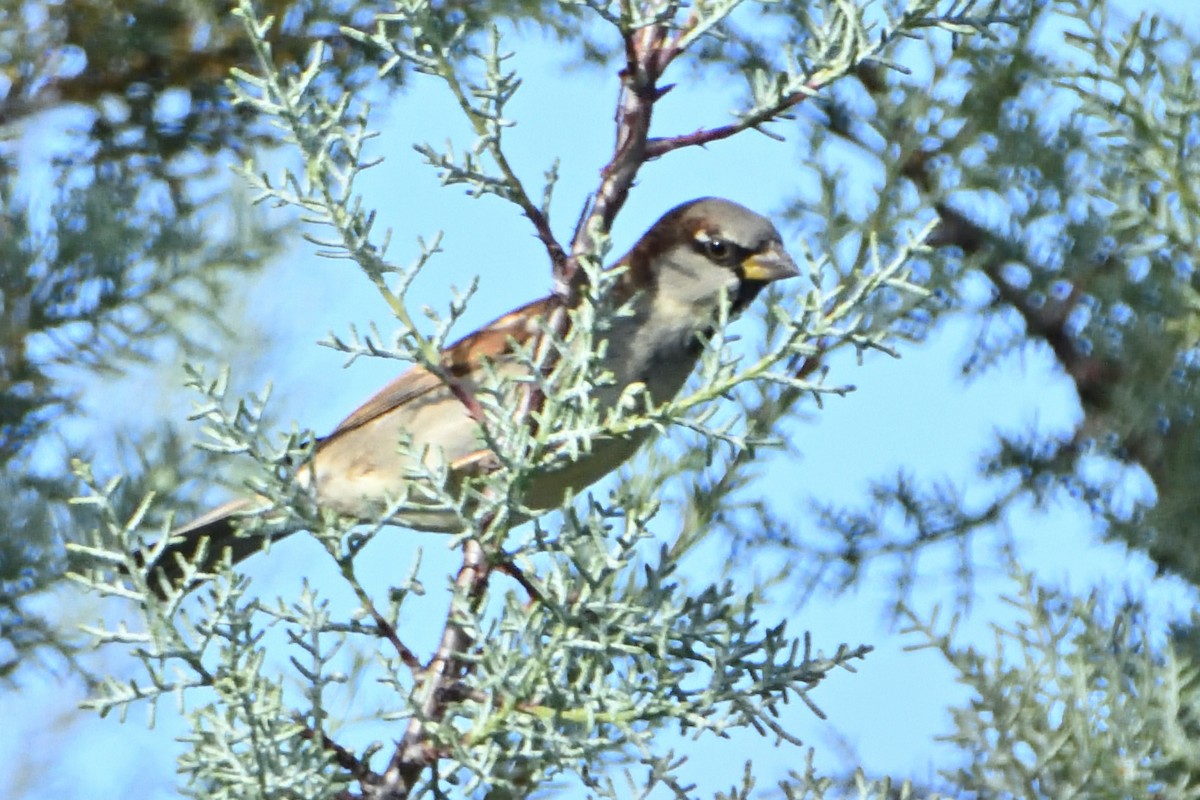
[643,84,820,159]
[373,539,492,799]
[560,17,679,294]
[927,201,1121,415]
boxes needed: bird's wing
[320,295,561,444]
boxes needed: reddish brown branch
[894,123,1123,417]
[369,605,422,672]
[299,724,375,784]
[438,368,489,426]
[644,86,820,160]
[929,202,1120,413]
[372,539,492,799]
[792,344,828,383]
[560,18,684,294]
[496,557,546,604]
[523,204,570,279]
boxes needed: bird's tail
[136,498,278,598]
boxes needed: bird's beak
[741,243,800,283]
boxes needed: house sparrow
[142,197,799,593]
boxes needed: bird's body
[145,198,799,593]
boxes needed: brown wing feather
[322,366,446,440]
[320,295,562,444]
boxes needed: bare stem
[373,539,492,799]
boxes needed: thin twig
[429,49,569,276]
[644,84,821,159]
[298,723,377,784]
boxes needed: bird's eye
[701,237,733,262]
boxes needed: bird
[140,197,799,594]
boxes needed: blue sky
[6,1,1200,796]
